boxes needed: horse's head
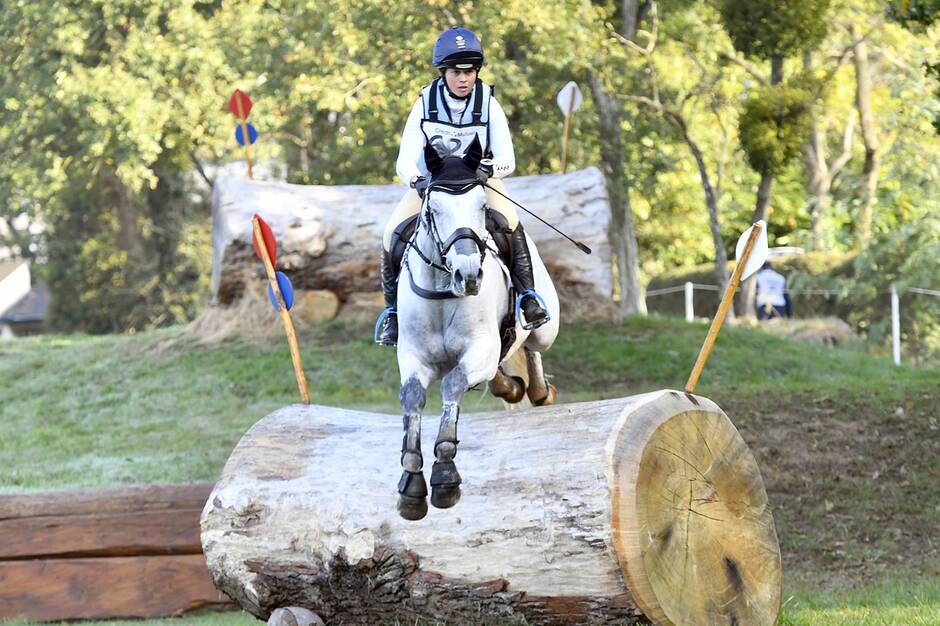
[422,136,488,297]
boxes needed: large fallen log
[201,392,782,626]
[209,167,616,320]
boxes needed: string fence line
[644,281,939,366]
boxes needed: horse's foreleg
[524,348,557,406]
[398,374,428,521]
[430,368,467,509]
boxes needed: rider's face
[443,68,477,98]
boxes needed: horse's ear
[462,135,483,171]
[424,142,444,177]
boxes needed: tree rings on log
[609,391,782,625]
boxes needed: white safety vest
[420,77,493,162]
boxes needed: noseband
[406,179,489,300]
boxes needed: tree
[0,1,233,331]
[717,0,832,315]
[614,2,734,312]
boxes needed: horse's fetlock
[401,450,423,472]
[434,440,457,461]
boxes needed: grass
[1,315,938,623]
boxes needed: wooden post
[685,222,763,393]
[891,285,901,366]
[234,95,255,180]
[561,88,576,174]
[252,217,310,404]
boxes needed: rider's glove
[476,159,494,185]
[411,175,429,199]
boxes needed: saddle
[389,209,518,361]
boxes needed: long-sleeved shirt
[395,84,515,184]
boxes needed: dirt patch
[723,391,940,590]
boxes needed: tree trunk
[106,172,145,264]
[682,126,732,316]
[201,392,782,626]
[743,55,784,317]
[589,75,646,315]
[853,36,881,248]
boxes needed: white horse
[394,142,559,520]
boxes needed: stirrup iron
[374,306,397,345]
[516,289,550,331]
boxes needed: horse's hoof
[430,460,462,509]
[398,494,428,520]
[533,384,557,406]
[431,485,461,509]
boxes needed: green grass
[2,313,921,492]
[1,314,939,621]
[779,579,940,625]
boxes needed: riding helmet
[432,27,484,70]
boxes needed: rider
[375,26,550,346]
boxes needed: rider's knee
[384,188,422,250]
[483,180,519,230]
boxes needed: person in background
[755,261,791,320]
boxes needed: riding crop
[483,183,592,255]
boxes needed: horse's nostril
[454,269,463,283]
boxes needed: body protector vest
[419,78,493,168]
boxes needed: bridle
[405,179,489,300]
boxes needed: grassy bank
[1,315,938,600]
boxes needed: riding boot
[375,249,400,346]
[509,224,550,330]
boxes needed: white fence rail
[646,281,940,366]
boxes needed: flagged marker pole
[230,89,256,180]
[556,81,582,174]
[685,220,768,394]
[252,215,310,404]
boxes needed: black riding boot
[509,224,550,329]
[375,249,399,346]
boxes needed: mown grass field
[2,315,939,624]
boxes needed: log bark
[201,392,781,625]
[210,168,616,320]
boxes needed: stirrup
[516,289,550,331]
[374,306,397,345]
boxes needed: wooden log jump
[201,392,782,625]
[0,483,231,622]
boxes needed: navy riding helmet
[432,27,484,70]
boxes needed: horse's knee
[400,375,426,414]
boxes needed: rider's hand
[411,175,429,199]
[476,159,494,184]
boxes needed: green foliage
[718,0,833,60]
[837,216,940,362]
[0,0,937,331]
[886,0,940,28]
[738,83,816,176]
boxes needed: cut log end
[609,392,782,625]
